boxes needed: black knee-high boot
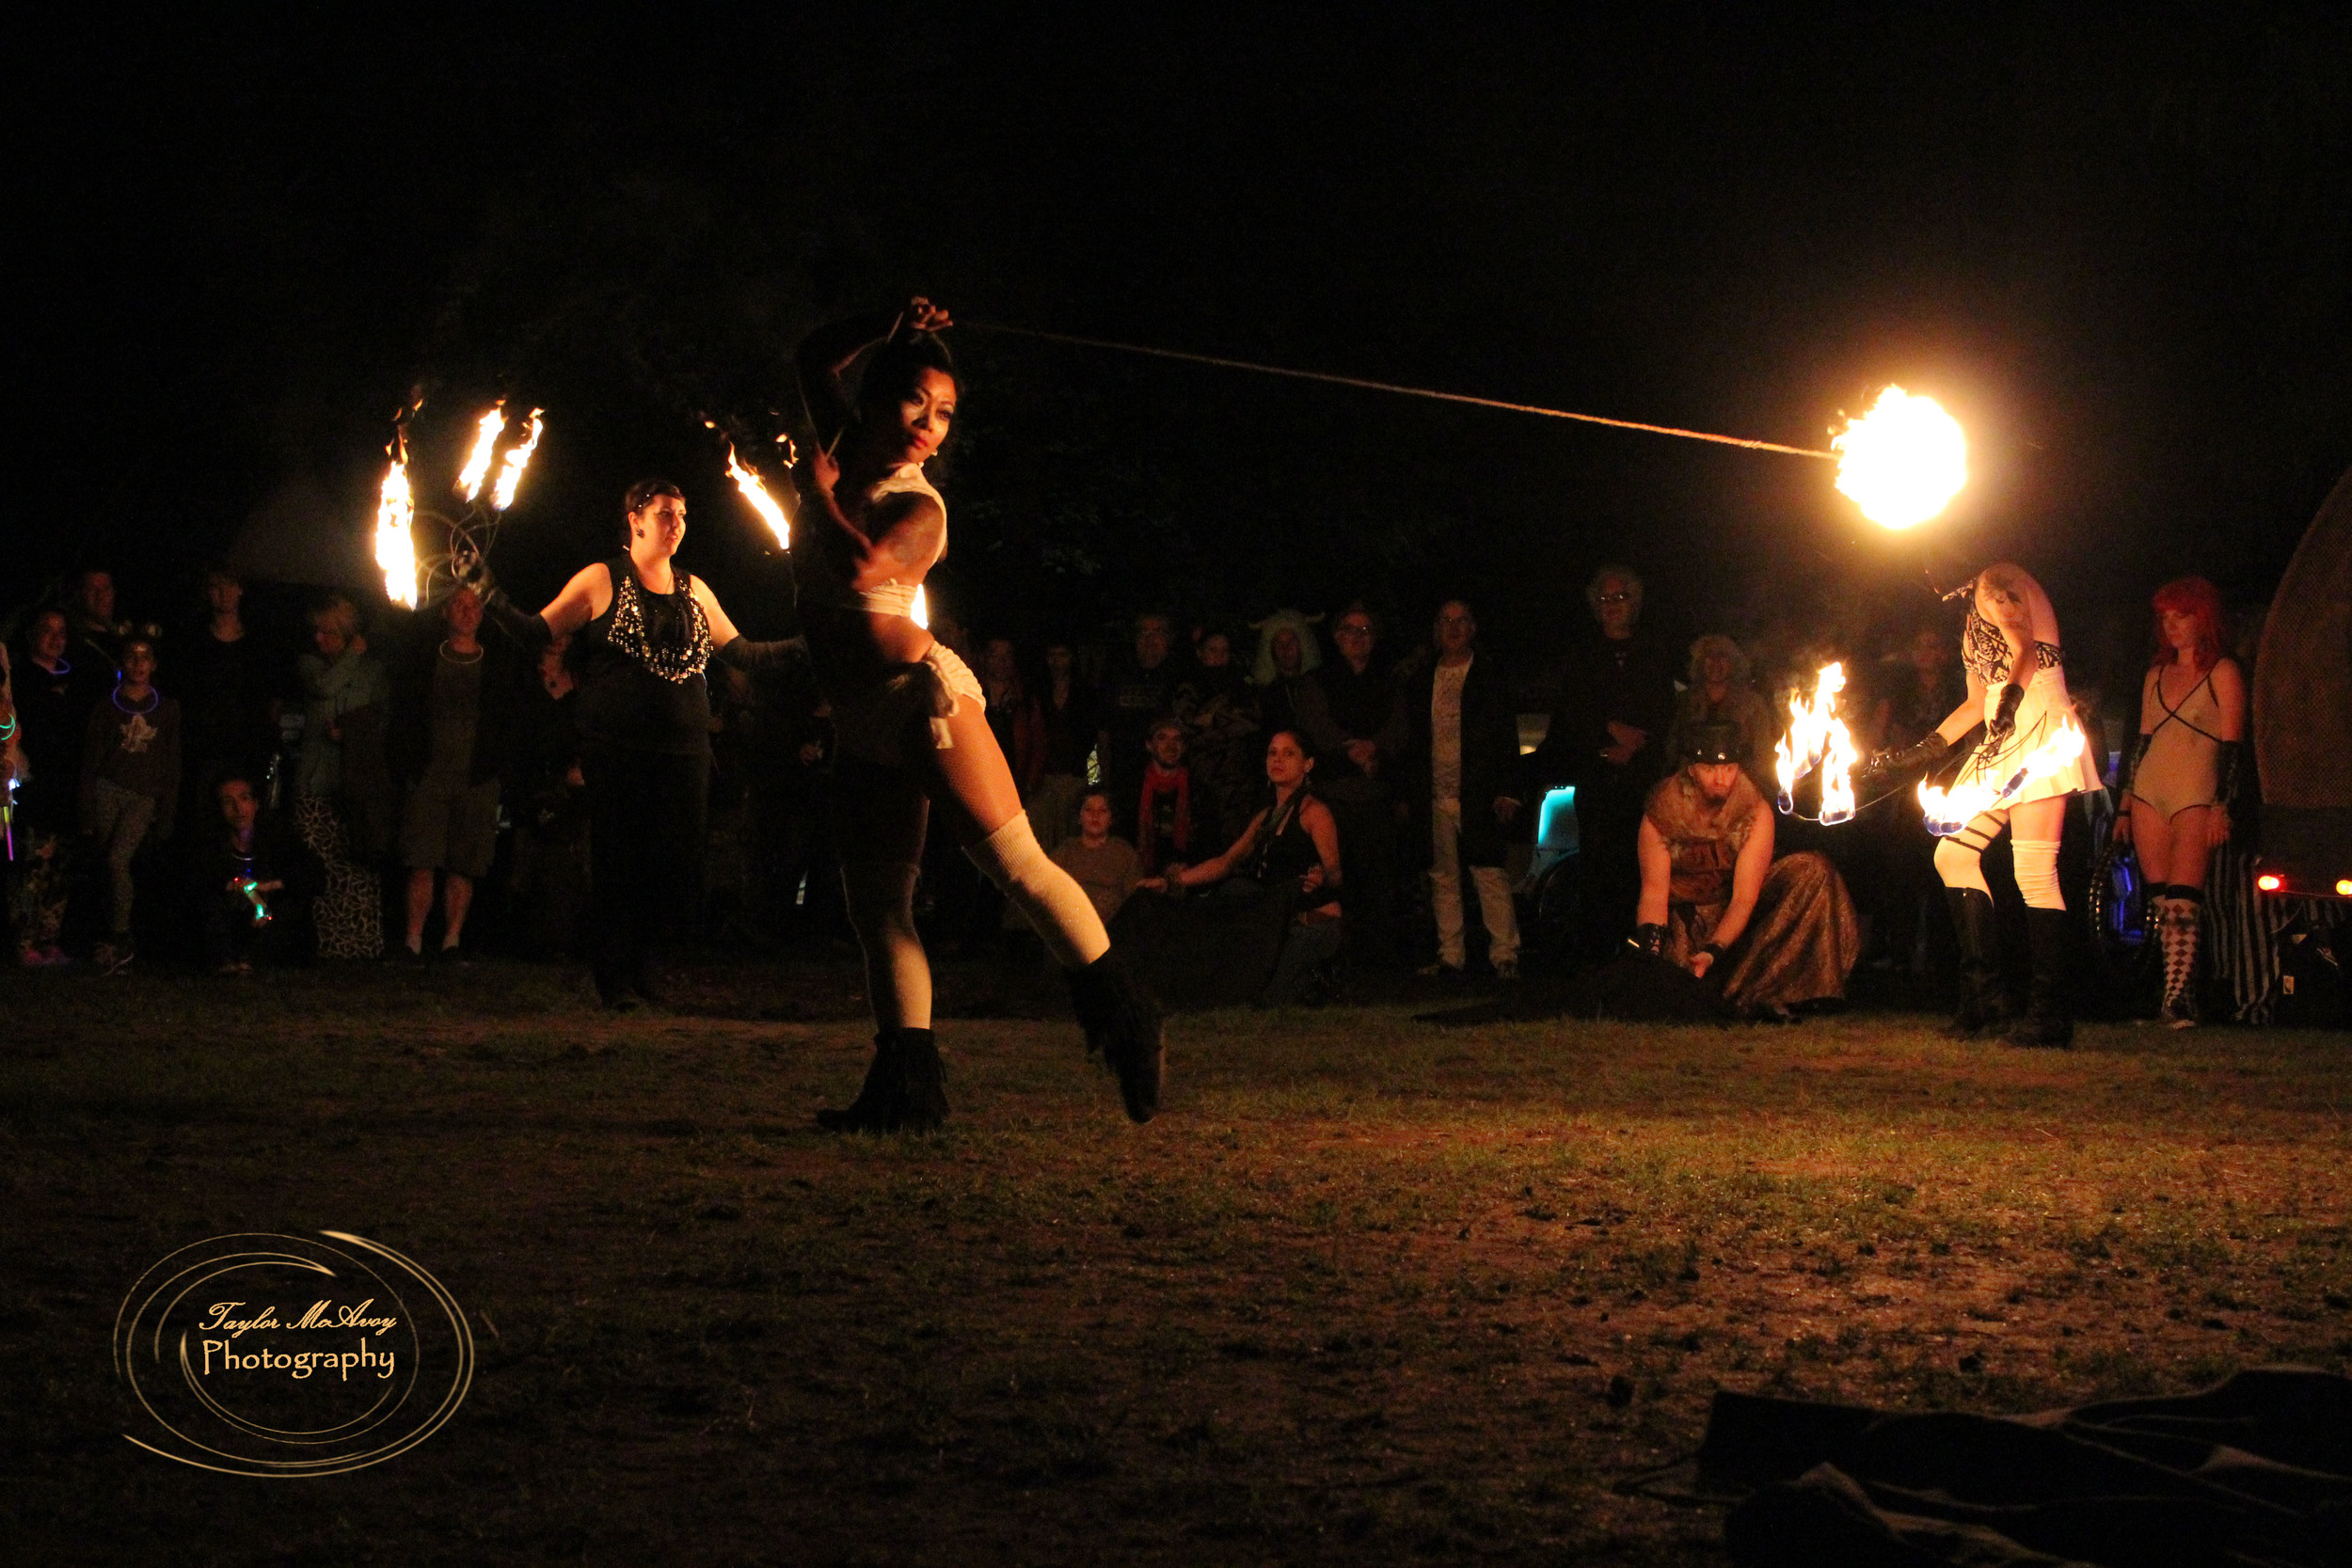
[1067,949,1165,1123]
[1942,887,2002,1038]
[2005,907,2074,1048]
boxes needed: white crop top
[852,464,946,617]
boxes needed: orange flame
[489,408,544,511]
[1773,662,1860,824]
[373,451,420,609]
[457,405,506,502]
[911,586,930,629]
[1917,719,2087,835]
[710,426,791,550]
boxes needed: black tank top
[573,558,713,755]
[1248,789,1337,911]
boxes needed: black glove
[479,588,551,653]
[714,635,810,673]
[1861,730,1948,784]
[1986,682,2025,746]
[1628,922,1666,958]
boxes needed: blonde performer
[1866,563,2100,1045]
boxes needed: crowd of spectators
[0,555,2323,1025]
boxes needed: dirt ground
[6,955,2349,1564]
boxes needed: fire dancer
[2112,578,2247,1027]
[1864,563,2101,1045]
[463,481,808,1007]
[1629,720,1860,1017]
[791,296,1165,1130]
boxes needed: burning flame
[711,427,792,550]
[489,408,544,511]
[911,586,929,629]
[1832,387,1967,530]
[457,405,506,502]
[373,451,420,609]
[1917,719,2088,835]
[1774,662,1861,825]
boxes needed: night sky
[18,8,2350,686]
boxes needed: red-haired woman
[2113,577,2247,1026]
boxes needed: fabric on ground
[1649,1366,2352,1567]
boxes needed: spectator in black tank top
[462,478,806,1007]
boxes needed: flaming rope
[968,323,1973,527]
[456,405,506,503]
[489,408,544,513]
[1917,720,2089,836]
[707,422,795,551]
[1774,663,1862,825]
[373,415,421,610]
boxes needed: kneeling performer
[793,298,1164,1130]
[1629,720,1861,1017]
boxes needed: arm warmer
[480,591,553,654]
[714,635,810,673]
[1865,729,1949,782]
[1987,682,2025,744]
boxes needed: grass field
[6,957,2350,1564]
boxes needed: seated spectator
[1663,634,1775,799]
[1135,717,1200,876]
[80,634,181,974]
[1629,720,1860,1018]
[389,587,524,960]
[8,609,99,966]
[194,772,323,974]
[1131,729,1344,1006]
[1050,788,1142,927]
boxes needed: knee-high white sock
[964,813,1110,969]
[2012,838,2063,911]
[1933,834,1991,898]
[843,860,930,1029]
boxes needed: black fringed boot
[816,1032,901,1132]
[891,1027,949,1132]
[1941,887,2003,1039]
[1066,949,1166,1123]
[2004,908,2075,1048]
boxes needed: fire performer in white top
[791,298,1164,1132]
[1864,562,2101,1046]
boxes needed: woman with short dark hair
[464,478,803,1006]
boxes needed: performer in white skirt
[792,297,1164,1131]
[1866,562,2100,1045]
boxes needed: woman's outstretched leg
[928,701,1163,1121]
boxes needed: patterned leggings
[295,793,383,959]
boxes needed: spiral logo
[114,1231,474,1477]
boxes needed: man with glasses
[1531,564,1678,964]
[1294,600,1410,966]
